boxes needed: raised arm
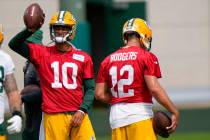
[8,29,33,59]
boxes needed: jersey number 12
[109,65,134,98]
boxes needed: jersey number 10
[51,61,78,89]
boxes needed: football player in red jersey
[95,18,179,140]
[9,11,96,140]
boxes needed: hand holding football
[153,111,172,138]
[23,3,45,31]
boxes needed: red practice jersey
[96,46,161,105]
[28,43,94,113]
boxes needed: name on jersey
[110,52,138,62]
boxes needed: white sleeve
[4,54,15,75]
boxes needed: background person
[0,24,22,140]
[21,30,43,140]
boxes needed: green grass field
[97,132,210,140]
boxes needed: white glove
[7,115,22,134]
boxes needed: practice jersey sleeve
[144,53,161,78]
[83,55,94,79]
[4,54,15,75]
[28,43,45,67]
[96,60,107,83]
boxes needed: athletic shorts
[112,118,157,140]
[43,112,96,140]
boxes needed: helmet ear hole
[142,38,152,51]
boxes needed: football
[23,3,45,29]
[21,84,41,96]
[153,111,172,138]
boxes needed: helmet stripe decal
[127,18,135,28]
[58,11,66,22]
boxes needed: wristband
[77,110,85,115]
[12,111,22,118]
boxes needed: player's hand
[24,3,45,33]
[7,115,22,134]
[167,111,179,134]
[27,13,45,33]
[71,110,85,127]
[27,28,38,33]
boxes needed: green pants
[0,121,6,135]
[22,130,39,140]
